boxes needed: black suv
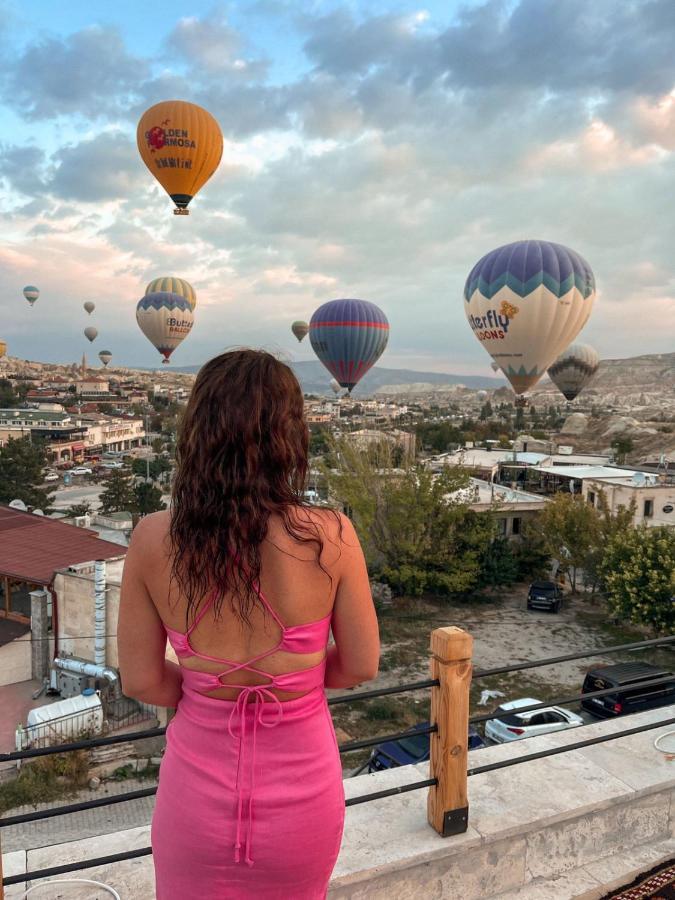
[527,581,563,613]
[581,662,675,718]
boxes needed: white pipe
[54,656,118,684]
[94,558,106,667]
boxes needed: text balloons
[136,292,194,364]
[464,240,596,395]
[547,343,599,401]
[145,276,196,310]
[84,301,95,315]
[23,286,39,307]
[98,350,113,368]
[291,320,309,342]
[137,101,223,215]
[84,327,98,343]
[309,299,389,393]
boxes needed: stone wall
[53,570,121,668]
[0,637,31,686]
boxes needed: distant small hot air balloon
[23,286,39,307]
[330,378,342,396]
[136,292,194,364]
[0,340,6,360]
[137,100,223,215]
[292,321,309,343]
[145,276,196,310]
[464,240,596,395]
[84,327,98,343]
[84,301,95,315]
[477,390,488,401]
[309,299,389,393]
[547,343,599,401]
[98,350,113,368]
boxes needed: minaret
[81,353,87,377]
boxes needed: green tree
[601,526,675,632]
[134,482,166,517]
[309,427,331,457]
[478,536,519,587]
[535,494,600,591]
[151,438,165,454]
[65,502,92,518]
[99,468,138,515]
[583,490,637,593]
[514,406,526,431]
[479,401,493,421]
[325,440,492,597]
[0,378,20,407]
[0,436,54,511]
[611,436,634,464]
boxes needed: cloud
[165,10,268,79]
[4,25,148,120]
[47,133,143,203]
[0,144,45,195]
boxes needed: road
[50,482,105,511]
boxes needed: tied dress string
[164,587,332,866]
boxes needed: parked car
[70,466,93,476]
[581,663,675,718]
[365,721,485,773]
[484,698,583,744]
[527,581,563,613]
[44,472,59,482]
[100,460,124,469]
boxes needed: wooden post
[427,626,473,836]
[0,826,4,900]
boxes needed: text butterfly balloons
[464,240,596,395]
[309,299,389,393]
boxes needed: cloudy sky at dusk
[1,0,674,373]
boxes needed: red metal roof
[0,505,126,585]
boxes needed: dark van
[527,581,563,613]
[581,662,675,718]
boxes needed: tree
[583,491,637,593]
[99,468,138,515]
[601,526,675,632]
[134,482,166,517]
[479,401,493,421]
[325,439,492,597]
[65,502,92,518]
[611,436,634,464]
[534,494,600,591]
[309,427,331,457]
[514,406,526,431]
[0,378,20,407]
[151,438,165,454]
[0,436,55,511]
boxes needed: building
[75,379,110,396]
[582,474,675,528]
[0,408,88,462]
[450,478,549,538]
[349,428,416,457]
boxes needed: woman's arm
[117,516,183,708]
[325,514,380,689]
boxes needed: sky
[1,0,675,374]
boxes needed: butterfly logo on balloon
[499,300,520,320]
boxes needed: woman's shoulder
[128,510,171,553]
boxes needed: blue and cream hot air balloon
[23,286,40,307]
[145,276,196,310]
[309,299,389,393]
[136,292,194,364]
[547,342,599,402]
[464,240,596,395]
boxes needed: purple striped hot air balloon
[309,299,389,393]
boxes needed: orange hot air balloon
[137,100,223,215]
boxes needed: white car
[70,466,93,476]
[44,472,59,482]
[485,697,584,744]
[100,461,124,469]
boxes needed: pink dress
[152,589,345,899]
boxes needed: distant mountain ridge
[170,360,505,394]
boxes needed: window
[643,499,654,519]
[588,491,595,506]
[512,517,521,535]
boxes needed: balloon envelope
[136,292,194,364]
[0,340,6,359]
[291,320,309,342]
[464,240,596,395]
[145,276,196,310]
[84,301,95,314]
[137,100,223,214]
[309,299,389,392]
[23,285,39,306]
[330,378,342,395]
[84,327,98,342]
[98,350,113,367]
[547,342,599,401]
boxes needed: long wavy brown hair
[170,349,327,628]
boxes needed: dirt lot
[329,584,672,772]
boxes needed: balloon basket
[173,209,189,216]
[515,396,528,408]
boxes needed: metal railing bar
[0,787,158,828]
[339,724,437,754]
[473,635,675,679]
[468,715,675,777]
[345,778,437,807]
[469,674,675,725]
[2,847,154,887]
[0,727,167,763]
[327,679,439,705]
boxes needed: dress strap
[254,584,286,630]
[185,589,218,636]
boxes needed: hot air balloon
[23,286,39,307]
[136,292,194,364]
[330,378,342,396]
[145,276,196,310]
[547,343,599,402]
[309,299,389,393]
[84,327,98,343]
[98,350,113,368]
[0,340,6,360]
[477,390,488,401]
[292,320,309,343]
[464,240,596,395]
[84,301,95,315]
[137,101,223,215]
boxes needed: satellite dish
[33,509,44,516]
[9,499,27,511]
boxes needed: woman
[118,349,379,899]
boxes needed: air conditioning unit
[74,515,91,528]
